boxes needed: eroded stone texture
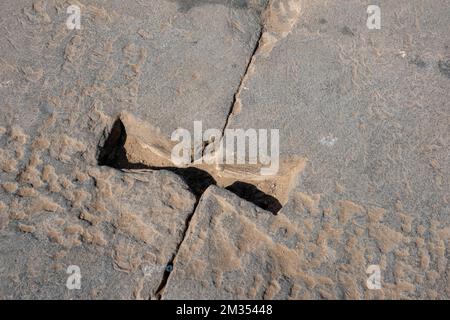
[104,111,306,208]
[163,185,450,299]
[221,0,450,298]
[0,0,261,299]
[0,0,268,164]
[227,0,450,206]
[1,0,449,300]
[0,165,195,299]
[163,185,293,299]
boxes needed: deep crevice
[217,20,264,146]
[97,117,281,298]
[153,193,203,300]
[97,118,281,212]
[226,181,282,213]
[97,16,274,297]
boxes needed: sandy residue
[259,0,302,55]
[0,114,194,256]
[120,112,175,168]
[0,113,196,298]
[163,185,450,299]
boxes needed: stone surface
[227,0,450,211]
[164,185,450,299]
[163,185,299,300]
[101,111,306,210]
[0,0,266,139]
[0,0,449,300]
[0,166,196,299]
[0,0,262,298]
[223,0,450,298]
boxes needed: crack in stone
[96,114,303,298]
[153,193,203,299]
[215,0,303,149]
[218,26,264,146]
[98,113,304,211]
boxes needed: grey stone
[1,0,449,300]
[162,185,298,299]
[0,166,196,299]
[162,183,449,299]
[227,0,450,212]
[215,0,450,299]
[0,0,261,298]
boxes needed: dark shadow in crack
[226,181,282,214]
[97,121,216,197]
[97,117,281,213]
[97,118,128,168]
[164,167,217,198]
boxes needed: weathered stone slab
[99,111,306,211]
[227,0,450,208]
[202,0,450,299]
[0,162,196,299]
[0,0,262,298]
[162,185,299,299]
[1,0,449,300]
[163,184,450,300]
[0,0,267,143]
